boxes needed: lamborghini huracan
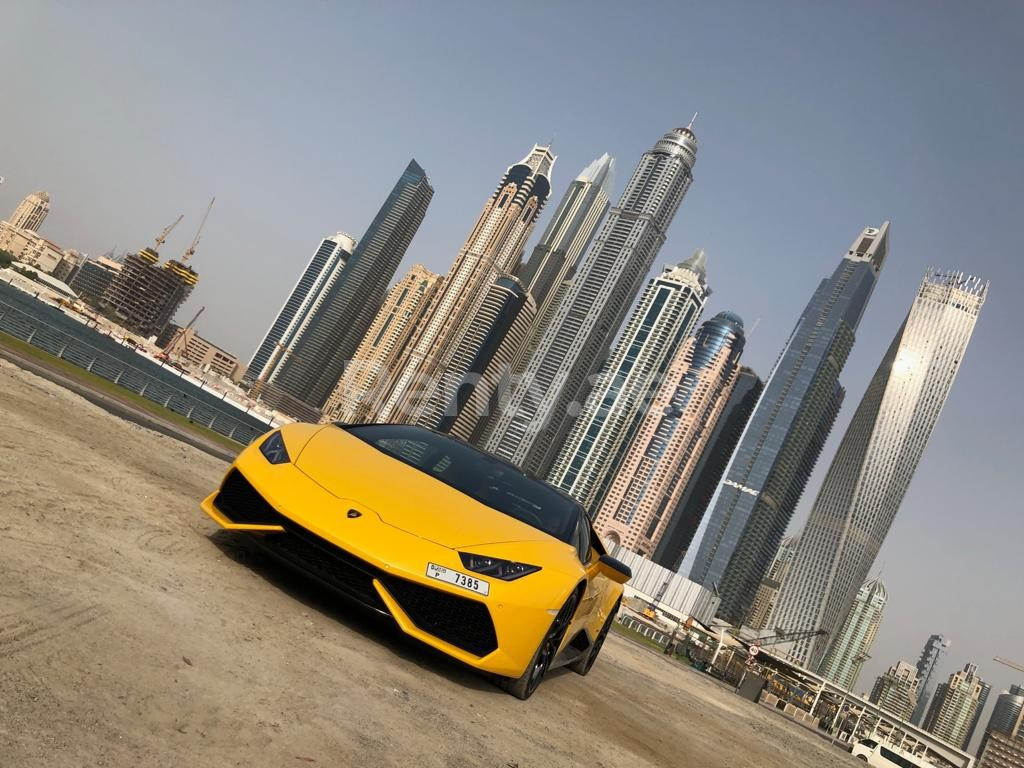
[200,422,632,699]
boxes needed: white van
[850,739,931,768]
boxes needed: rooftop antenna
[687,112,698,129]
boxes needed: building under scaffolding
[102,247,198,336]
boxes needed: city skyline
[2,0,1021,711]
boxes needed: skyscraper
[682,223,889,624]
[375,146,554,425]
[770,269,987,668]
[102,244,199,336]
[651,367,763,570]
[483,123,699,476]
[321,264,440,424]
[549,252,710,512]
[7,191,50,231]
[516,153,615,315]
[985,685,1024,738]
[912,635,952,725]
[246,233,357,386]
[817,578,886,689]
[747,535,799,631]
[967,682,993,749]
[870,661,921,721]
[592,311,744,555]
[269,159,433,410]
[923,663,987,749]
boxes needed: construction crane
[994,657,1024,675]
[153,214,184,253]
[181,197,215,263]
[160,305,205,360]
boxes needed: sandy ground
[0,357,859,768]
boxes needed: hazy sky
[2,1,1021,739]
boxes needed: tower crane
[994,657,1024,675]
[153,215,184,252]
[160,305,205,360]
[182,197,215,263]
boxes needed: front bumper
[200,452,557,677]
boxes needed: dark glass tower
[652,366,763,570]
[269,160,433,410]
[245,234,355,386]
[912,634,951,725]
[682,222,889,624]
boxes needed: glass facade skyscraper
[483,123,699,476]
[682,222,889,624]
[268,159,434,410]
[549,251,709,512]
[245,233,356,386]
[771,269,987,670]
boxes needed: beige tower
[321,264,440,423]
[374,145,554,422]
[594,312,745,556]
[7,191,50,232]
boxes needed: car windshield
[342,424,580,543]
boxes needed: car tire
[569,598,620,676]
[501,591,579,700]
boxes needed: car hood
[293,426,557,550]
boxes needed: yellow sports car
[201,422,631,699]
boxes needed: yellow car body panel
[200,423,625,680]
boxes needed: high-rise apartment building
[682,223,889,624]
[817,578,886,689]
[549,252,710,512]
[986,685,1024,739]
[912,635,952,725]
[747,536,799,631]
[269,159,433,411]
[246,233,357,386]
[977,730,1024,768]
[771,269,987,668]
[870,661,921,721]
[652,367,763,571]
[482,123,699,476]
[321,264,439,424]
[441,276,535,441]
[923,663,987,750]
[375,146,553,425]
[516,153,615,315]
[968,682,994,749]
[592,311,743,555]
[7,191,50,231]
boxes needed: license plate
[425,563,489,596]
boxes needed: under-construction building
[102,247,198,336]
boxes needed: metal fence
[0,288,271,445]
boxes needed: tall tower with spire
[374,146,554,423]
[482,123,700,476]
[547,250,709,512]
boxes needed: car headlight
[259,431,290,465]
[459,552,541,581]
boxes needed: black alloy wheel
[502,591,579,700]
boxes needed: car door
[568,515,605,642]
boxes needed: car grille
[214,469,283,525]
[382,576,498,657]
[214,470,385,611]
[214,470,498,655]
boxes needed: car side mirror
[598,554,632,584]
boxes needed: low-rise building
[163,326,245,382]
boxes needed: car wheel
[570,598,620,676]
[502,591,579,700]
